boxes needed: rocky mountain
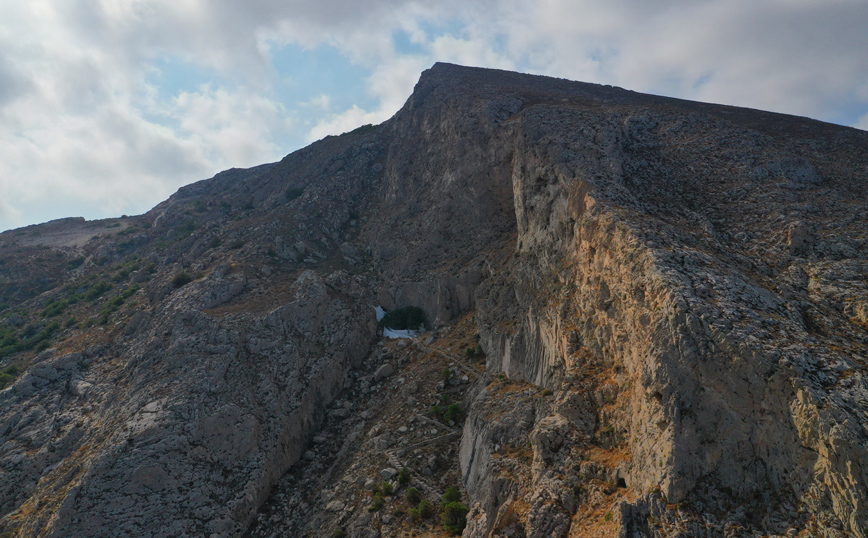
[0,63,866,538]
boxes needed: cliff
[0,63,866,538]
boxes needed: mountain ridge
[0,63,866,538]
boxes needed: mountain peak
[0,65,866,538]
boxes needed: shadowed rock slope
[0,63,866,538]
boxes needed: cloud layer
[1,0,866,230]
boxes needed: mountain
[0,63,866,538]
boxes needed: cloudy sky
[1,1,867,231]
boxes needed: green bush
[285,187,304,201]
[443,404,464,423]
[331,530,346,538]
[173,273,193,288]
[86,281,111,301]
[465,345,483,358]
[406,487,421,506]
[409,499,433,521]
[398,467,411,485]
[228,239,244,250]
[380,482,394,496]
[443,487,461,504]
[441,502,469,535]
[379,306,426,331]
[42,298,67,318]
[0,372,14,390]
[175,220,197,240]
[368,495,384,512]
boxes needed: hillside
[0,63,867,538]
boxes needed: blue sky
[0,0,866,231]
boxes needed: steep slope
[0,63,866,538]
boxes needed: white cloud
[307,105,383,141]
[1,0,867,230]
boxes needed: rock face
[0,63,867,537]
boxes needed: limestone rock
[0,63,866,538]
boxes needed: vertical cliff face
[461,73,868,536]
[0,63,866,538]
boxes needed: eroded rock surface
[0,63,866,537]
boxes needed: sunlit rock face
[0,63,866,538]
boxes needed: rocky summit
[0,63,866,538]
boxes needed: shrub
[406,487,421,506]
[443,404,463,423]
[441,502,469,535]
[173,273,193,288]
[331,530,346,538]
[380,482,394,496]
[464,345,483,358]
[176,220,196,239]
[410,499,433,520]
[229,239,244,250]
[0,372,14,390]
[86,281,111,301]
[368,495,384,512]
[443,487,461,504]
[208,237,222,249]
[285,187,304,201]
[379,306,426,331]
[398,467,410,485]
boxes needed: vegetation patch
[0,365,19,390]
[285,187,304,201]
[172,273,194,288]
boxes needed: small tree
[441,502,469,535]
[406,487,421,506]
[444,404,464,423]
[410,499,433,520]
[398,467,411,485]
[443,486,461,504]
[172,273,193,288]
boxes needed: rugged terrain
[0,63,866,538]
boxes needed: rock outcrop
[0,63,866,537]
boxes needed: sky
[1,1,867,232]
